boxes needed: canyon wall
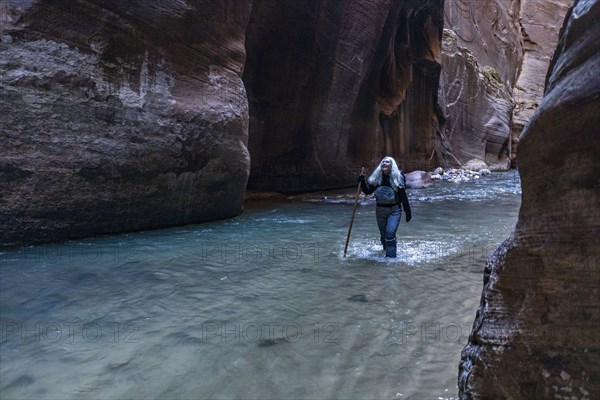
[440,0,522,170]
[511,0,574,167]
[243,0,444,192]
[0,0,252,246]
[440,0,571,170]
[1,0,446,244]
[0,0,579,246]
[459,0,600,397]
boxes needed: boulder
[405,171,433,189]
[463,159,489,171]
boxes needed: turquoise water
[0,171,521,399]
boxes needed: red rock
[439,0,570,171]
[244,0,444,192]
[0,0,252,246]
[511,0,573,167]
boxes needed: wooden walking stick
[344,167,365,257]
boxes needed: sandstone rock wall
[459,0,600,396]
[1,0,578,247]
[444,0,523,86]
[440,0,571,171]
[0,0,252,246]
[439,27,513,170]
[511,0,574,167]
[1,0,449,244]
[244,0,444,192]
[440,0,522,170]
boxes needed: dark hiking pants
[376,204,401,258]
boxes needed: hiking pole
[344,167,365,257]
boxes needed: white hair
[368,156,404,189]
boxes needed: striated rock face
[511,0,574,167]
[443,0,523,87]
[459,0,600,397]
[439,27,513,170]
[440,0,571,171]
[440,0,523,171]
[0,1,252,246]
[243,0,444,192]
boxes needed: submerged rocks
[347,294,369,303]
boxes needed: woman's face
[381,159,392,174]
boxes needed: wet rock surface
[440,168,485,183]
[459,0,600,397]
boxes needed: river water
[1,171,521,399]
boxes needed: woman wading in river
[359,156,411,258]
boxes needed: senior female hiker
[358,156,411,258]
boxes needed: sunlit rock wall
[244,0,444,192]
[0,1,252,246]
[459,0,600,397]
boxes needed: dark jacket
[360,174,411,216]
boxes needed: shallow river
[1,171,521,399]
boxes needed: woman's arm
[359,176,375,194]
[398,188,412,221]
